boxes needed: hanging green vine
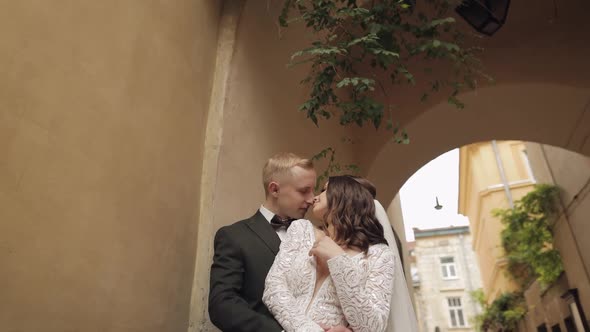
[472,289,527,332]
[472,185,563,331]
[311,146,360,191]
[279,0,490,142]
[493,184,564,288]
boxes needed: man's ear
[268,182,280,197]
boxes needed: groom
[208,153,317,331]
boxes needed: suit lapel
[245,211,281,255]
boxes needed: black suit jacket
[208,211,283,332]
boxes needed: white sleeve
[263,220,324,332]
[327,247,395,332]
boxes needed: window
[551,324,562,332]
[447,297,466,328]
[564,316,578,332]
[521,148,536,182]
[440,256,458,279]
[538,324,548,332]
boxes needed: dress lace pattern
[263,219,395,332]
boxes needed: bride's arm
[263,220,324,332]
[327,246,395,332]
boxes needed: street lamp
[434,197,443,210]
[455,0,511,36]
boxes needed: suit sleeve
[208,226,283,332]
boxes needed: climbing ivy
[472,289,527,332]
[280,0,490,142]
[494,184,564,288]
[311,146,360,191]
[472,185,564,331]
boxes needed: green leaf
[336,77,376,90]
[346,34,380,47]
[310,147,361,191]
[279,0,490,142]
[426,17,456,28]
[291,46,347,61]
[448,96,465,109]
[495,184,563,288]
[385,118,393,130]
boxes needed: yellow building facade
[458,140,536,302]
[459,141,590,330]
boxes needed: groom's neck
[263,198,286,219]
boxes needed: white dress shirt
[259,205,287,241]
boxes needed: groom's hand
[309,233,345,261]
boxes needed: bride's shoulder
[286,219,317,241]
[288,219,314,233]
[367,243,395,259]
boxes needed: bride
[353,176,419,332]
[263,175,392,331]
[263,175,417,332]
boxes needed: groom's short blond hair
[263,153,314,195]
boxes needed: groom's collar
[259,205,274,223]
[246,210,281,255]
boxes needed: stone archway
[359,83,590,329]
[365,83,590,207]
[190,0,590,329]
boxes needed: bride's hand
[309,233,345,262]
[327,326,352,332]
[318,323,352,332]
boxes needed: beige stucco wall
[204,0,355,233]
[189,2,357,330]
[191,1,590,329]
[365,82,590,208]
[521,275,575,331]
[524,142,590,316]
[0,2,222,331]
[2,0,590,331]
[362,0,590,205]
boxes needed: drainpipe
[491,140,514,208]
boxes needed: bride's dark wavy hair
[324,175,387,253]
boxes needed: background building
[459,141,590,331]
[411,226,483,332]
[458,140,534,301]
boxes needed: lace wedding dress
[263,219,395,332]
